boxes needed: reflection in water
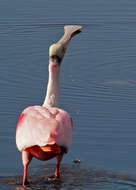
[103,80,131,86]
[1,164,136,190]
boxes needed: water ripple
[1,164,136,190]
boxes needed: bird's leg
[55,153,64,178]
[23,164,29,186]
[22,150,33,186]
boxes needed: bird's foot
[23,179,30,186]
[55,172,60,179]
[47,174,60,182]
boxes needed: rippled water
[1,163,136,190]
[1,0,136,189]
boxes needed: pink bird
[16,25,82,186]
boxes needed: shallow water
[1,163,136,190]
[1,0,136,189]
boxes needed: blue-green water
[1,0,136,189]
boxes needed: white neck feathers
[43,61,60,107]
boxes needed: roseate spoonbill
[16,25,82,186]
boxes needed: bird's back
[16,106,73,152]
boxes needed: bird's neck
[43,60,60,107]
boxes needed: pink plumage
[15,25,82,186]
[16,106,73,152]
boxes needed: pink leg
[22,150,33,186]
[23,164,29,186]
[55,154,63,178]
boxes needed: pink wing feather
[16,106,73,152]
